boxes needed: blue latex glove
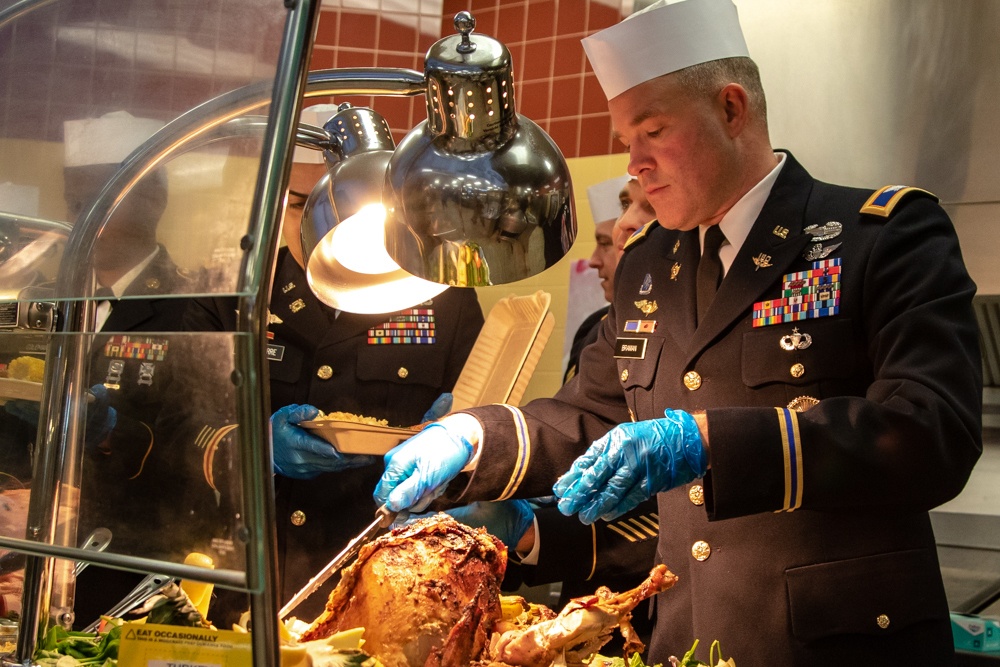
[374,420,474,513]
[85,385,117,447]
[421,392,453,422]
[271,404,378,479]
[5,385,117,448]
[443,500,534,551]
[553,409,707,524]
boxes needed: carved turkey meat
[299,513,507,667]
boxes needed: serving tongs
[278,504,399,619]
[82,572,173,632]
[73,527,113,577]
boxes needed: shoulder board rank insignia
[860,185,938,218]
[623,221,660,251]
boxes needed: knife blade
[278,504,398,620]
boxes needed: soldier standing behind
[179,104,485,625]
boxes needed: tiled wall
[310,0,631,158]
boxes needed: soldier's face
[613,179,655,257]
[588,218,617,302]
[609,74,744,232]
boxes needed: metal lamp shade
[382,12,576,287]
[300,105,448,314]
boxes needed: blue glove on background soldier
[270,404,378,479]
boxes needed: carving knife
[278,504,398,620]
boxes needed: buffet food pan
[0,377,43,401]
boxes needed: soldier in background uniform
[371,1,982,664]
[562,175,629,385]
[0,111,217,628]
[445,176,660,646]
[178,104,485,625]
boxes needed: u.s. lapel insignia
[634,299,658,315]
[639,273,653,294]
[289,298,306,313]
[672,239,681,254]
[803,242,842,261]
[803,221,843,242]
[772,226,789,239]
[752,253,773,271]
[281,282,296,293]
[670,262,681,281]
[267,311,284,325]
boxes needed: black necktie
[696,225,725,325]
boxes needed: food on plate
[315,411,390,427]
[299,513,507,667]
[5,356,44,382]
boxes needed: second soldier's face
[613,179,656,257]
[588,218,617,302]
[609,74,743,232]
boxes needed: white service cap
[0,182,40,217]
[587,175,631,224]
[294,103,340,164]
[582,0,750,101]
[63,110,166,168]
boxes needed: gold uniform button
[290,510,306,526]
[691,540,711,561]
[145,277,160,289]
[876,614,890,630]
[316,365,333,380]
[683,371,702,391]
[688,484,704,506]
[397,367,409,379]
[790,363,805,378]
[620,369,629,382]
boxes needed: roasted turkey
[299,513,507,667]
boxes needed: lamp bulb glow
[328,203,398,275]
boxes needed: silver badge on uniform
[803,242,842,261]
[639,274,653,294]
[779,327,813,351]
[137,362,155,386]
[804,221,843,242]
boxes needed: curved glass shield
[0,0,290,635]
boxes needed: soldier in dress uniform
[178,104,485,625]
[370,1,983,664]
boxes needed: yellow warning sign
[117,623,252,667]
